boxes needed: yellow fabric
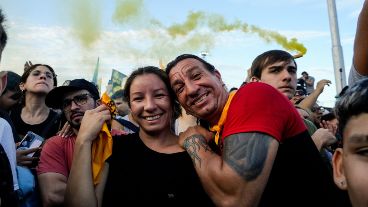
[91,92,116,185]
[209,90,237,145]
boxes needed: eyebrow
[348,134,368,144]
[170,67,198,86]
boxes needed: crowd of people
[1,0,368,206]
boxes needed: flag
[91,92,115,185]
[110,69,126,94]
[92,57,100,91]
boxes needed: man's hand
[76,105,111,144]
[178,125,214,148]
[312,128,337,151]
[315,79,331,93]
[320,120,337,136]
[57,122,74,137]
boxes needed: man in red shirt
[36,79,101,207]
[166,54,350,207]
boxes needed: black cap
[46,79,100,109]
[335,85,349,99]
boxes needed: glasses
[62,93,92,111]
[30,70,54,80]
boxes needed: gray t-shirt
[349,63,366,85]
[305,76,315,94]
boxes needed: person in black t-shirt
[65,66,214,207]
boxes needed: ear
[250,76,260,82]
[0,71,7,94]
[332,148,347,190]
[19,82,25,91]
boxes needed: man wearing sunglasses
[36,79,101,207]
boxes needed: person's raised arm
[353,0,368,76]
[64,105,111,207]
[179,126,278,207]
[298,79,330,110]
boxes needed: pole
[327,0,346,94]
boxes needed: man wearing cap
[36,79,101,207]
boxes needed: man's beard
[68,121,80,130]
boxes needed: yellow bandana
[91,92,117,185]
[209,90,237,145]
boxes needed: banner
[110,69,126,95]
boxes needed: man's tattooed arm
[183,134,213,168]
[223,132,273,181]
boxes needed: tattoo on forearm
[224,133,272,181]
[183,134,213,168]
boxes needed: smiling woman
[65,66,215,207]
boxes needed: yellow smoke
[70,0,101,48]
[168,12,205,37]
[250,26,307,55]
[66,0,307,59]
[113,0,144,23]
[167,11,307,55]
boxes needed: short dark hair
[111,89,124,100]
[250,50,297,79]
[1,71,21,95]
[165,54,216,76]
[124,66,181,120]
[301,71,308,76]
[0,8,7,51]
[335,78,368,136]
[21,64,58,86]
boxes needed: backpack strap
[115,117,139,133]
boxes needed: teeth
[145,115,160,121]
[194,94,207,105]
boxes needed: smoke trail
[167,11,307,55]
[250,25,307,55]
[167,12,205,37]
[66,0,307,64]
[69,0,102,48]
[113,0,144,23]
